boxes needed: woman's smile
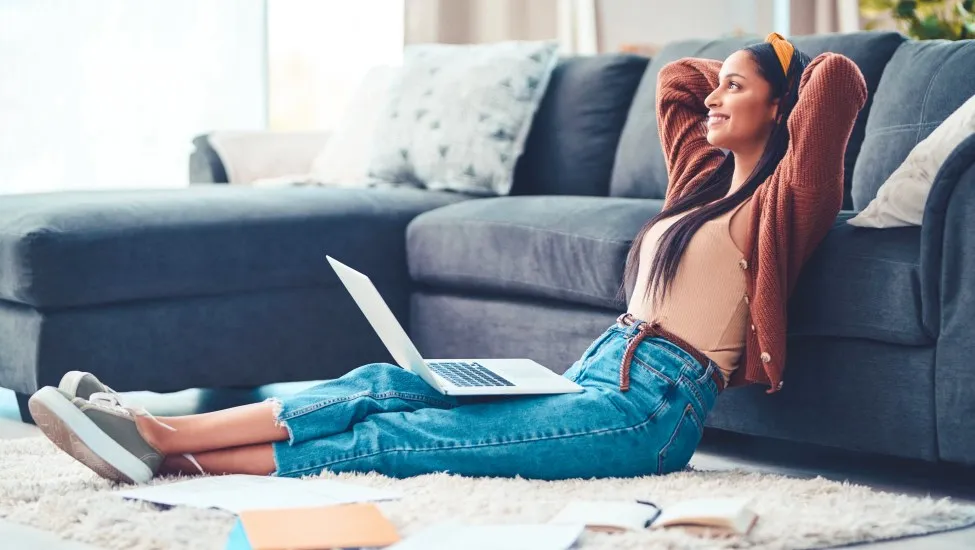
[707,111,730,128]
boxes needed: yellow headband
[765,32,793,75]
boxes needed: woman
[28,33,867,485]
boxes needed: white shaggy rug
[1,438,974,550]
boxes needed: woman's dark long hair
[621,40,811,309]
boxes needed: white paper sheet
[386,521,585,550]
[115,474,401,513]
[548,500,659,531]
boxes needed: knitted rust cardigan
[656,53,867,394]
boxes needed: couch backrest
[609,31,905,210]
[851,38,975,211]
[511,54,649,196]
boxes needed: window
[0,1,404,193]
[0,1,267,193]
[267,0,405,132]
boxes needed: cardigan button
[743,294,749,305]
[750,324,756,331]
[738,258,748,270]
[760,352,771,363]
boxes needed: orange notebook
[235,503,401,550]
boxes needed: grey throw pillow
[367,41,559,196]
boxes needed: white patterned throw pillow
[249,66,397,189]
[849,93,975,228]
[367,41,560,196]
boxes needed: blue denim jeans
[271,318,720,479]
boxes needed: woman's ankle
[134,414,171,454]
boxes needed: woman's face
[704,50,780,152]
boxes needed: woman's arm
[777,53,867,273]
[742,55,867,393]
[778,53,868,195]
[656,58,726,208]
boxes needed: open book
[548,497,757,535]
[653,497,758,534]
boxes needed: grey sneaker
[58,371,116,401]
[28,386,167,484]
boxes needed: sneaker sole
[28,387,154,484]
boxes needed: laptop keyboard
[426,361,515,387]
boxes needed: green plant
[860,0,975,39]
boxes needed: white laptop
[327,256,583,396]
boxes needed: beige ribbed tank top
[627,200,752,380]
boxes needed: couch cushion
[511,54,649,197]
[0,186,470,308]
[851,39,975,211]
[789,213,930,346]
[609,40,710,201]
[610,31,905,210]
[407,196,662,309]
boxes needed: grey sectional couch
[3,31,975,467]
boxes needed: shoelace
[87,392,205,475]
[182,453,205,474]
[89,392,177,432]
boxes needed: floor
[2,386,973,549]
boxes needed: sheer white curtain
[558,0,598,55]
[0,1,267,194]
[789,0,862,34]
[404,0,558,45]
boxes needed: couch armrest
[189,134,229,183]
[188,131,331,184]
[919,132,975,463]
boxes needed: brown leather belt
[616,313,725,394]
